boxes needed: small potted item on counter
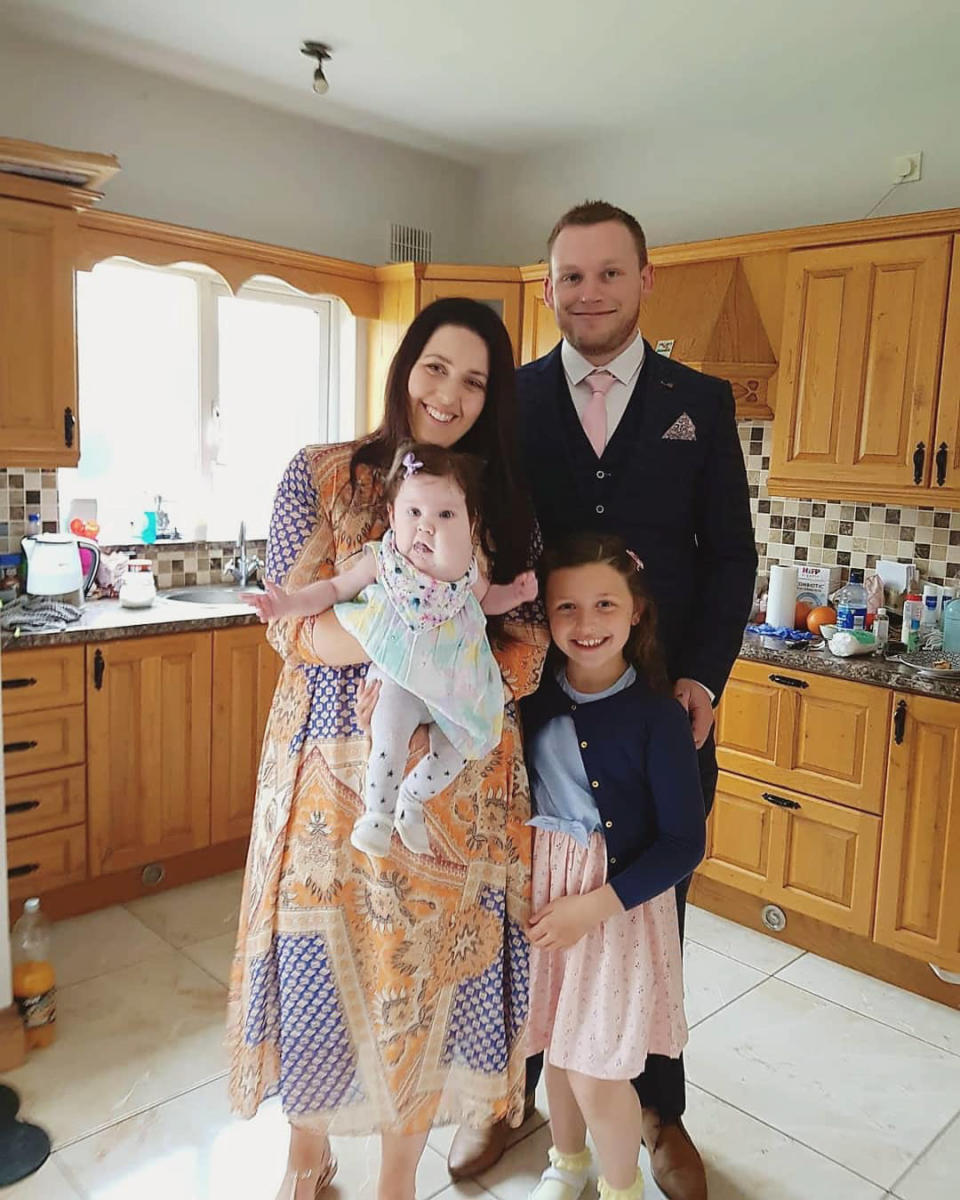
[118,558,157,608]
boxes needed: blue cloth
[527,665,637,845]
[520,671,706,911]
[746,623,817,641]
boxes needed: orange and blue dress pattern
[226,442,547,1134]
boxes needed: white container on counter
[766,564,798,629]
[118,559,156,608]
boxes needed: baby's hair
[383,441,484,526]
[540,532,669,693]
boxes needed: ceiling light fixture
[301,41,332,95]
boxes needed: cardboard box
[796,564,843,608]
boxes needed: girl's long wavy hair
[540,532,669,693]
[350,297,532,583]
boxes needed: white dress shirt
[561,330,646,445]
[559,330,715,706]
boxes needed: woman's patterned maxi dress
[227,442,547,1133]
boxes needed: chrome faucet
[226,520,262,587]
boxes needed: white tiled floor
[2,873,958,1199]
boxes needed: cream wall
[0,26,479,265]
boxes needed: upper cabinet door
[0,197,79,467]
[929,237,960,501]
[770,235,951,502]
[520,280,561,364]
[419,277,522,361]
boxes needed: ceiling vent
[390,223,432,263]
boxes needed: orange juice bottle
[11,898,56,1049]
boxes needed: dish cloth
[746,623,817,641]
[0,596,83,635]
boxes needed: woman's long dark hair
[540,533,670,693]
[350,297,532,583]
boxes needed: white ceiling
[2,0,959,163]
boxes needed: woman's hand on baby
[242,580,289,623]
[354,676,382,733]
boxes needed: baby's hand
[513,570,539,606]
[481,570,539,616]
[241,580,290,623]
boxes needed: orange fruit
[806,605,838,634]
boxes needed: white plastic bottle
[873,608,890,654]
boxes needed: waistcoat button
[596,504,605,514]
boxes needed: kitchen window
[59,259,353,543]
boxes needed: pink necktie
[582,369,615,457]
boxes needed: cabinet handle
[1,676,38,690]
[64,406,76,448]
[8,863,40,879]
[6,799,41,815]
[936,442,949,487]
[762,791,801,810]
[913,441,926,485]
[93,648,105,690]
[4,740,38,754]
[894,698,907,744]
[768,673,809,688]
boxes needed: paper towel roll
[767,565,798,629]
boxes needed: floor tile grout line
[758,972,960,1059]
[886,1105,960,1195]
[687,971,773,1031]
[684,931,805,975]
[685,1081,902,1192]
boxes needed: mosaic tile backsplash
[5,426,960,592]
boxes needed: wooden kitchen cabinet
[0,196,79,467]
[927,237,960,504]
[520,277,561,364]
[419,268,522,358]
[210,624,281,843]
[716,660,891,814]
[702,771,881,935]
[769,235,952,504]
[86,632,213,875]
[875,692,960,972]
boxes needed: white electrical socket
[894,152,923,184]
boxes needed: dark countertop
[739,632,960,702]
[1,594,259,652]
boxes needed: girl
[245,440,537,858]
[226,297,545,1200]
[522,533,706,1200]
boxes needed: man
[448,201,757,1199]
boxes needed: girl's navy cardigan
[521,671,707,910]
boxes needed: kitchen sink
[164,585,260,605]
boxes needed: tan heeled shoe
[277,1155,338,1199]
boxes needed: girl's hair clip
[626,549,644,572]
[402,451,424,478]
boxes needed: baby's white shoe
[395,795,433,855]
[529,1146,592,1200]
[350,813,393,857]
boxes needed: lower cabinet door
[86,633,213,875]
[700,772,881,935]
[210,625,281,843]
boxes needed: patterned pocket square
[662,413,697,441]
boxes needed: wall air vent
[390,223,432,263]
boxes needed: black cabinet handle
[894,699,907,744]
[64,406,76,448]
[936,442,948,487]
[2,677,38,691]
[6,799,41,815]
[93,648,105,690]
[914,441,926,485]
[4,740,38,754]
[769,674,809,688]
[8,863,40,879]
[762,791,801,810]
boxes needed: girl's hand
[242,580,290,623]
[527,886,624,951]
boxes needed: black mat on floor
[0,1084,51,1186]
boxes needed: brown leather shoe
[447,1091,537,1180]
[641,1108,707,1200]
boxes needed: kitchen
[1,2,960,1199]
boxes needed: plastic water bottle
[944,598,960,653]
[11,898,57,1049]
[835,569,869,630]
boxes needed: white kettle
[21,533,100,602]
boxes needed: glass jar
[118,558,156,609]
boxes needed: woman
[227,298,547,1200]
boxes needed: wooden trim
[76,210,380,317]
[0,137,120,191]
[688,872,960,1009]
[520,205,960,280]
[6,839,248,925]
[0,172,105,211]
[373,262,425,284]
[422,263,522,283]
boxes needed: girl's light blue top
[526,664,637,844]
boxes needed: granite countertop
[1,593,259,651]
[739,632,960,702]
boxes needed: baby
[246,442,537,857]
